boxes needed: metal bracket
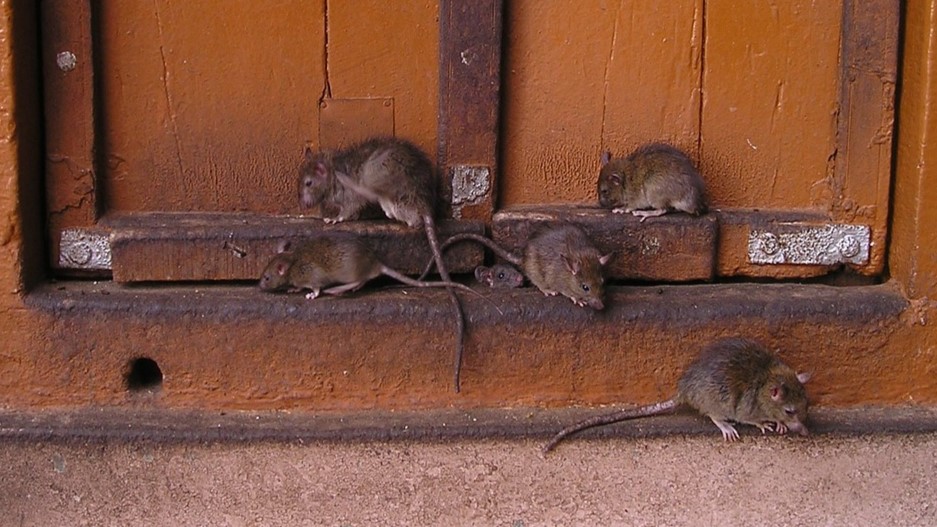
[58,229,112,270]
[748,223,870,266]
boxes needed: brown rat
[474,264,524,289]
[298,137,452,282]
[598,143,707,221]
[543,337,811,454]
[259,234,476,391]
[259,235,478,299]
[420,225,612,310]
[298,137,467,390]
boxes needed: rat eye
[581,283,590,292]
[497,272,505,279]
[784,407,797,416]
[304,179,313,187]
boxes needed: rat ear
[599,252,614,266]
[797,371,812,384]
[474,266,490,282]
[600,150,612,166]
[770,383,787,401]
[562,253,582,276]
[276,260,290,276]
[277,240,292,254]
[303,146,316,162]
[314,159,330,178]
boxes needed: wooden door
[42,0,500,281]
[497,0,896,281]
[43,0,896,284]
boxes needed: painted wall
[0,1,935,411]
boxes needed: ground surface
[1,432,935,526]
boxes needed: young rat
[474,264,524,289]
[298,137,467,390]
[420,225,612,310]
[543,337,810,454]
[597,143,707,221]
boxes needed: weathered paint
[0,1,935,418]
[891,0,937,300]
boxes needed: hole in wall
[125,357,163,392]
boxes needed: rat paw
[774,422,789,435]
[304,290,321,300]
[632,209,668,222]
[757,422,775,434]
[611,207,632,215]
[711,418,740,441]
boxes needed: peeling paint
[450,165,490,206]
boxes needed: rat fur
[543,337,811,454]
[598,143,707,221]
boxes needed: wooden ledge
[1,406,936,445]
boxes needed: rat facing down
[543,338,811,454]
[421,225,612,310]
[598,143,707,221]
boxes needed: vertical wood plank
[327,0,439,159]
[437,0,503,221]
[701,1,842,210]
[41,0,99,271]
[96,1,326,214]
[831,0,899,275]
[500,1,702,207]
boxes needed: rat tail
[423,217,468,393]
[418,233,523,280]
[542,399,678,455]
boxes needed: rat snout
[588,298,605,310]
[787,420,809,436]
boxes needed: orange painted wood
[107,214,485,283]
[327,0,439,159]
[96,1,327,215]
[830,0,899,275]
[700,0,842,210]
[891,0,937,298]
[501,1,703,206]
[318,98,395,151]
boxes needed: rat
[298,137,468,391]
[419,225,612,310]
[259,235,475,391]
[259,235,479,299]
[474,264,525,289]
[542,337,811,454]
[597,143,707,221]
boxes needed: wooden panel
[96,1,326,214]
[41,0,98,271]
[715,209,835,279]
[328,0,439,158]
[501,0,702,206]
[830,0,899,275]
[107,214,485,283]
[490,205,717,282]
[437,0,503,221]
[318,98,395,150]
[701,1,842,209]
[891,0,937,298]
